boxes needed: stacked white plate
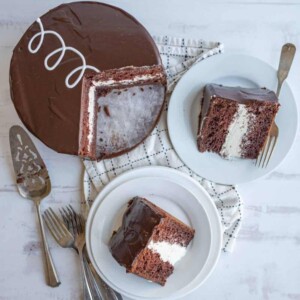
[85,166,222,299]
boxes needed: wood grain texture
[0,0,299,299]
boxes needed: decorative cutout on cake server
[28,18,99,88]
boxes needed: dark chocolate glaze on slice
[109,197,163,270]
[205,84,278,103]
[200,83,278,131]
[10,2,161,155]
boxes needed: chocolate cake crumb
[103,105,110,117]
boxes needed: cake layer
[79,65,166,160]
[109,197,195,285]
[131,248,174,286]
[197,84,280,159]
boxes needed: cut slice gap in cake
[79,65,166,160]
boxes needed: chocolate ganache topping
[201,84,278,127]
[109,197,163,270]
[10,2,161,154]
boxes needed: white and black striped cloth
[83,36,242,252]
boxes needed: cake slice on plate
[109,197,195,286]
[197,84,280,159]
[79,65,166,160]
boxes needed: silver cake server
[9,125,61,287]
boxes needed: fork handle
[276,43,296,97]
[83,247,121,300]
[79,248,100,300]
[35,202,61,287]
[88,261,120,300]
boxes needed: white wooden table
[1,1,299,299]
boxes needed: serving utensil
[43,206,120,300]
[256,43,296,168]
[9,125,60,287]
[62,206,119,300]
[43,207,97,299]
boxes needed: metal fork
[256,43,296,168]
[60,206,120,300]
[43,207,97,300]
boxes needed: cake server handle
[276,43,296,97]
[36,201,61,287]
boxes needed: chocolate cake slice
[109,197,195,286]
[79,65,166,160]
[197,84,280,159]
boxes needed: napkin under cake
[197,84,280,159]
[109,197,195,286]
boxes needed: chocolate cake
[79,65,166,160]
[197,84,280,159]
[109,197,195,286]
[10,2,162,155]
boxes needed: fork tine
[66,206,78,235]
[76,213,83,233]
[77,209,85,233]
[59,208,70,228]
[80,215,85,232]
[255,150,262,166]
[44,210,61,236]
[256,136,269,167]
[63,206,74,222]
[261,136,273,168]
[68,205,84,234]
[68,205,77,217]
[79,214,84,231]
[47,208,65,236]
[47,208,70,237]
[43,211,61,241]
[264,135,277,168]
[66,205,74,216]
[73,209,82,234]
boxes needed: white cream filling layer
[91,73,161,87]
[86,86,96,150]
[220,104,254,158]
[147,240,187,266]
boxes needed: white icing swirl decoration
[28,18,99,88]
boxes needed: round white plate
[86,166,222,300]
[168,54,298,185]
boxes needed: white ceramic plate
[168,54,298,185]
[86,166,222,300]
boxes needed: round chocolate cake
[10,1,161,155]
